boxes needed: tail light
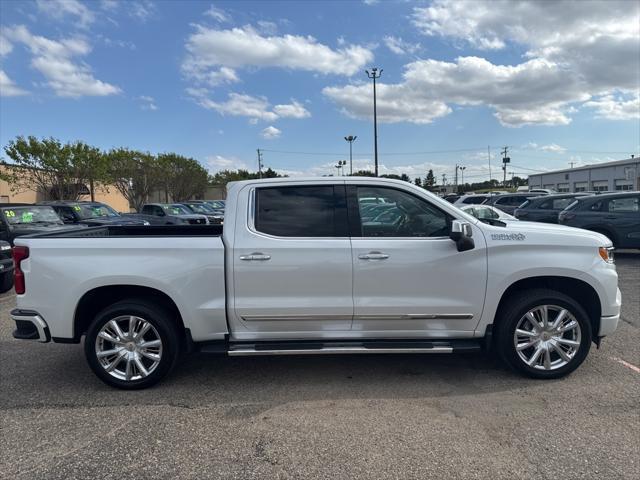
[12,246,29,294]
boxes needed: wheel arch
[494,276,601,341]
[73,285,186,343]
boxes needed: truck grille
[188,218,206,225]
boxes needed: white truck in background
[11,177,621,389]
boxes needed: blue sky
[1,0,639,183]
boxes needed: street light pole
[366,67,382,177]
[344,135,357,175]
[460,166,466,186]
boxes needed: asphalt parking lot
[1,252,638,480]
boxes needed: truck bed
[21,224,224,238]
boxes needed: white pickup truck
[11,177,621,389]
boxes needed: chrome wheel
[513,305,581,371]
[95,316,163,381]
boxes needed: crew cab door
[348,184,487,337]
[229,182,353,339]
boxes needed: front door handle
[358,251,389,260]
[240,253,271,261]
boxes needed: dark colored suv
[514,193,592,223]
[558,192,640,248]
[40,201,149,226]
[484,192,546,215]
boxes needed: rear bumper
[11,309,50,342]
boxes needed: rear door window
[609,197,639,212]
[255,185,346,237]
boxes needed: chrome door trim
[241,314,351,322]
[354,314,474,320]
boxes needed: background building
[528,157,639,192]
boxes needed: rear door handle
[358,251,389,260]
[240,253,271,261]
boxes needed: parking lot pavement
[0,253,638,480]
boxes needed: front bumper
[11,309,50,342]
[599,287,622,337]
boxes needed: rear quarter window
[255,185,340,237]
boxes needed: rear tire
[495,289,592,379]
[0,272,13,293]
[84,299,181,389]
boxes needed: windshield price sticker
[4,210,15,217]
[73,206,82,211]
[21,212,34,223]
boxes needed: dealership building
[527,157,639,193]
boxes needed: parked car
[11,177,620,388]
[453,194,493,206]
[514,194,593,223]
[484,192,547,215]
[529,188,558,194]
[459,204,517,223]
[40,201,150,226]
[0,240,13,293]
[443,194,460,204]
[126,203,208,225]
[558,192,640,248]
[181,202,224,224]
[0,204,85,245]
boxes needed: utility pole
[501,146,510,186]
[344,135,357,175]
[488,145,492,182]
[256,149,263,178]
[569,161,576,168]
[454,164,459,186]
[365,67,382,177]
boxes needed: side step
[224,339,482,356]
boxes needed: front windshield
[208,200,225,209]
[2,206,63,225]
[164,204,192,215]
[77,204,120,219]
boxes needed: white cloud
[0,34,13,57]
[192,66,239,87]
[256,20,278,35]
[206,155,249,172]
[0,70,28,96]
[139,95,157,110]
[584,93,640,121]
[4,25,121,97]
[130,0,156,21]
[261,126,282,140]
[383,36,420,55]
[204,5,231,23]
[183,24,374,82]
[327,1,639,126]
[363,0,380,5]
[36,0,95,28]
[273,100,310,118]
[188,90,310,122]
[523,143,567,154]
[100,0,119,11]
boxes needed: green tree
[209,168,284,185]
[2,136,109,200]
[106,148,162,211]
[414,177,422,187]
[425,169,435,187]
[157,153,208,201]
[350,170,376,177]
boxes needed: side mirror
[450,220,475,252]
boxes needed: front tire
[84,299,181,389]
[495,289,592,379]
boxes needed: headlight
[0,244,11,251]
[598,246,615,264]
[143,221,150,226]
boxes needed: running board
[224,339,482,356]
